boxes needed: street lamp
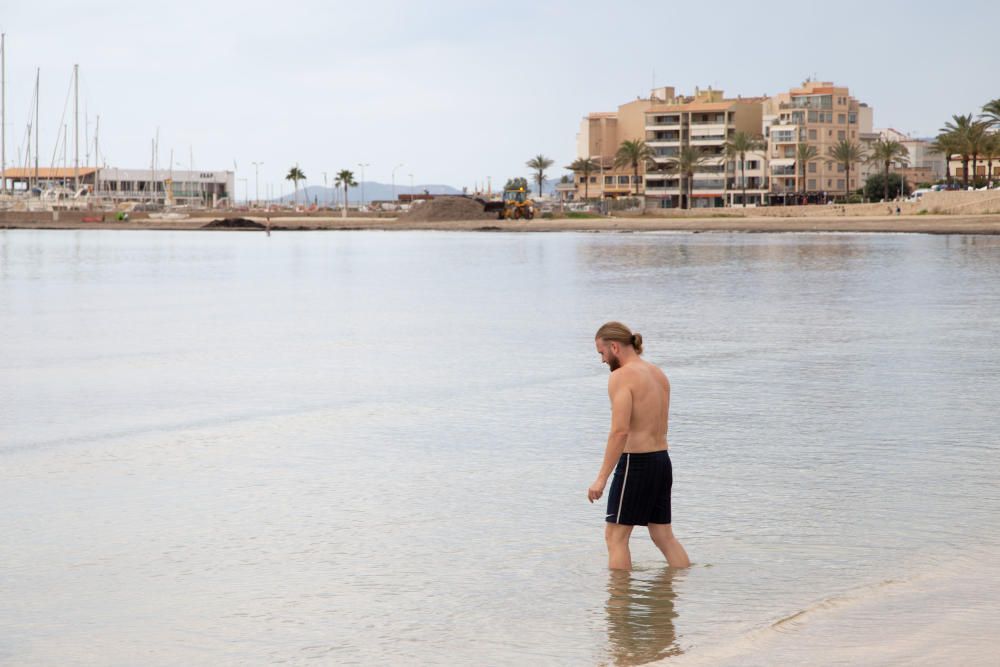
[360,163,372,207]
[251,161,263,208]
[392,163,404,202]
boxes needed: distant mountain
[273,182,463,205]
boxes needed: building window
[746,160,759,169]
[809,129,817,140]
[590,177,596,183]
[837,163,845,172]
[837,179,845,189]
[618,175,629,185]
[849,112,857,124]
[809,162,817,173]
[579,177,586,184]
[838,114,846,124]
[808,179,816,189]
[605,176,614,185]
[838,130,846,140]
[827,179,832,187]
[808,110,818,122]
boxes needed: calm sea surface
[2,229,999,665]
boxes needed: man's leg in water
[648,523,690,568]
[605,523,634,570]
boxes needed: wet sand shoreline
[4,213,1000,235]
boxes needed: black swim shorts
[605,450,672,526]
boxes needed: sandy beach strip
[663,551,1000,667]
[4,213,1000,235]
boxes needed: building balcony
[644,187,681,196]
[690,135,727,144]
[647,139,681,147]
[646,117,683,128]
[692,180,726,190]
[771,166,797,176]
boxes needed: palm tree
[567,157,599,200]
[967,120,990,185]
[613,139,654,196]
[929,133,961,187]
[981,132,1000,186]
[525,154,554,198]
[827,140,867,201]
[795,143,819,196]
[334,169,357,219]
[981,98,1000,129]
[285,165,306,205]
[868,139,910,201]
[941,114,975,187]
[723,132,764,206]
[662,146,710,210]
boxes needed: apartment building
[644,88,764,208]
[764,81,873,201]
[574,91,667,200]
[573,80,874,206]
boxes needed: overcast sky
[2,0,997,196]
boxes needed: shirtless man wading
[588,321,691,570]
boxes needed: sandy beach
[5,212,1000,234]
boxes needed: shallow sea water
[1,229,999,665]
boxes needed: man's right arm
[587,371,632,502]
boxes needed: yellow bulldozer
[479,177,535,220]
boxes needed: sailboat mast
[74,63,79,192]
[34,68,39,190]
[1,33,6,195]
[94,114,99,197]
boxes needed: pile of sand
[399,196,496,222]
[202,217,265,229]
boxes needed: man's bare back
[612,359,670,454]
[588,322,690,570]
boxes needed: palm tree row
[933,98,1000,188]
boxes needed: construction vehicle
[477,177,535,220]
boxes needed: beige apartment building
[644,88,764,208]
[575,94,664,199]
[764,81,873,202]
[574,87,764,206]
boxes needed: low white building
[96,168,234,206]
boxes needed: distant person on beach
[588,322,690,570]
[265,216,271,236]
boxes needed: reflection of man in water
[605,568,682,665]
[589,322,690,570]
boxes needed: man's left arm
[588,373,632,502]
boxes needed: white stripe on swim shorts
[615,453,631,523]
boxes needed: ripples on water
[1,230,998,665]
